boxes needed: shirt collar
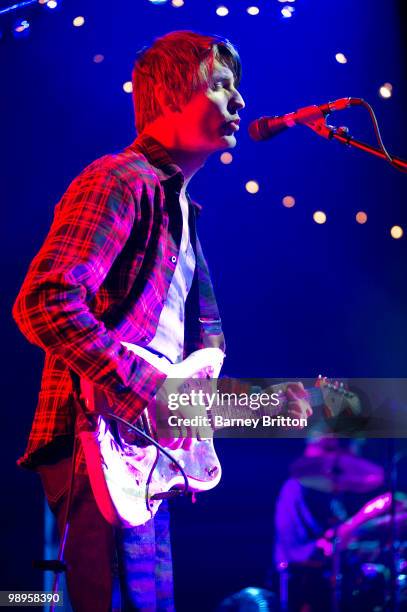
[128,133,184,186]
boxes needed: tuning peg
[316,376,329,388]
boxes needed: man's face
[174,60,245,153]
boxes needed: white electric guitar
[78,343,360,527]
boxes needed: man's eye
[214,81,231,91]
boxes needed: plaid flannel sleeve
[12,167,167,422]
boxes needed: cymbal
[355,510,407,542]
[336,492,407,548]
[291,451,384,493]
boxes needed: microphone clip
[302,117,334,140]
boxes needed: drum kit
[284,446,407,611]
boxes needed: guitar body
[79,346,225,527]
[78,344,360,527]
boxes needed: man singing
[13,30,310,610]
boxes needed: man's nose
[231,89,245,112]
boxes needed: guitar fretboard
[209,384,324,430]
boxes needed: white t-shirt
[146,190,196,364]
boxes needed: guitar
[78,344,361,527]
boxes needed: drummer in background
[275,438,346,567]
[273,437,384,612]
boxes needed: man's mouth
[223,119,240,133]
[228,121,240,132]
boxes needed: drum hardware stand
[330,455,344,612]
[331,523,342,612]
[277,562,289,612]
[388,438,403,612]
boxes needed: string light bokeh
[2,0,402,237]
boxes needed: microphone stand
[329,131,407,171]
[301,115,407,170]
[298,111,407,609]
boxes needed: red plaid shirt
[13,134,224,470]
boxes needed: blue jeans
[38,457,174,612]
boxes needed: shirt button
[170,256,177,263]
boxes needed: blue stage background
[1,0,407,609]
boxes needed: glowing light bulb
[220,152,233,164]
[14,18,30,36]
[282,195,296,208]
[216,6,229,16]
[356,211,367,224]
[15,19,30,32]
[247,6,260,15]
[335,53,347,64]
[245,180,259,194]
[281,5,294,17]
[379,83,392,99]
[313,211,327,224]
[73,16,85,27]
[46,0,58,8]
[123,81,133,93]
[390,225,403,239]
[172,0,184,6]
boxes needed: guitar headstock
[315,376,361,418]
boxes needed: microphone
[248,97,363,141]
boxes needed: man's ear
[154,85,181,113]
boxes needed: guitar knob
[206,466,218,476]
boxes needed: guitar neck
[209,385,324,431]
[121,343,334,431]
